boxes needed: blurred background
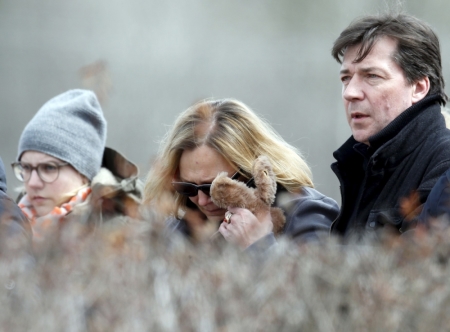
[1,0,449,204]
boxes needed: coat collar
[101,146,139,179]
[369,94,442,150]
[333,94,446,167]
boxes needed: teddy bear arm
[270,207,286,235]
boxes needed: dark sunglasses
[172,169,253,197]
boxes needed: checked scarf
[18,187,92,240]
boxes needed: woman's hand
[219,207,273,249]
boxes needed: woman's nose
[27,170,44,188]
[197,190,211,206]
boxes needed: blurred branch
[79,60,112,106]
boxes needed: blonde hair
[144,99,313,216]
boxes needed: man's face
[339,37,416,145]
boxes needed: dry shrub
[1,215,450,331]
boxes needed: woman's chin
[34,205,53,218]
[206,215,224,225]
[198,206,225,223]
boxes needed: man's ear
[411,76,430,104]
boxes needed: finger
[219,221,242,243]
[219,222,231,239]
[229,212,246,228]
[225,220,243,237]
[224,210,233,223]
[227,206,242,214]
[228,213,240,226]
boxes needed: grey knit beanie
[17,89,107,181]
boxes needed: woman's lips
[31,196,46,204]
[202,207,225,216]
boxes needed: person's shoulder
[421,128,450,160]
[427,167,450,195]
[410,121,450,159]
[419,167,450,222]
[297,187,339,207]
[277,186,340,217]
[300,186,332,199]
[279,186,338,242]
[0,193,32,241]
[0,192,26,219]
[423,114,450,139]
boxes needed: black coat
[0,158,32,243]
[331,95,450,238]
[419,168,450,223]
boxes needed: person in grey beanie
[12,89,143,241]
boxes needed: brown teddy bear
[210,155,286,235]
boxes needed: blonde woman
[144,99,338,249]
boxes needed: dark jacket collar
[333,94,444,166]
[332,136,361,166]
[369,94,442,150]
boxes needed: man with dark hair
[330,13,450,239]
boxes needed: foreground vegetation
[1,218,450,332]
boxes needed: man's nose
[343,76,364,101]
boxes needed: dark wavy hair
[332,13,447,106]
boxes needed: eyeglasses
[11,162,69,183]
[172,169,253,197]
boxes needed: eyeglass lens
[12,162,65,183]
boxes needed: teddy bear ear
[256,155,271,166]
